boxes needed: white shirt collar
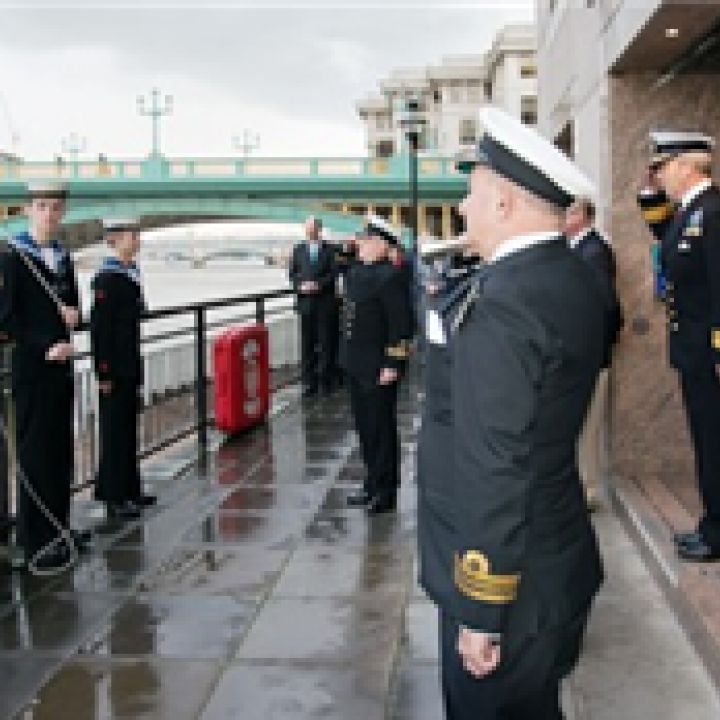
[489,231,561,264]
[681,179,712,209]
[569,227,592,250]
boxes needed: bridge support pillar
[442,204,453,240]
[391,204,401,229]
[367,203,375,217]
[341,203,350,214]
[418,204,427,238]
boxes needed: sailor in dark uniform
[638,132,720,562]
[417,108,606,719]
[91,217,155,521]
[340,215,413,514]
[0,182,84,571]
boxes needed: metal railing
[1,287,298,518]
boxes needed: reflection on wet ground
[1,383,418,720]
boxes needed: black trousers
[679,368,720,549]
[300,301,337,390]
[348,376,399,499]
[440,611,587,720]
[96,380,141,504]
[14,368,74,558]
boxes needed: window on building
[433,88,442,105]
[554,122,575,159]
[459,117,477,146]
[448,81,463,104]
[483,80,493,101]
[375,140,395,158]
[467,80,483,104]
[521,96,538,126]
[376,113,392,131]
[520,63,537,79]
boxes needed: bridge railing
[0,155,460,182]
[1,287,297,510]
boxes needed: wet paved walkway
[2,380,720,719]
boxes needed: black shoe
[135,494,157,508]
[33,546,71,571]
[677,537,720,562]
[302,386,318,398]
[107,501,141,521]
[366,494,397,515]
[346,489,373,507]
[674,530,702,547]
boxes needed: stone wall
[609,71,720,510]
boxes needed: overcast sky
[0,1,534,160]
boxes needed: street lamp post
[398,96,426,250]
[137,87,173,158]
[232,129,260,158]
[61,132,87,176]
[61,132,87,162]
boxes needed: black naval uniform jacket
[0,237,80,555]
[339,260,412,384]
[418,237,605,643]
[638,183,720,373]
[288,241,337,315]
[90,267,146,387]
[571,229,623,367]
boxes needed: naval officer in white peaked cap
[417,106,608,719]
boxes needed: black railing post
[255,298,265,325]
[195,306,208,461]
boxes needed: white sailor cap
[649,130,714,167]
[26,181,68,200]
[363,213,401,246]
[456,107,596,209]
[102,217,141,233]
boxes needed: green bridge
[0,154,467,244]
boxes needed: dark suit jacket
[572,228,623,367]
[418,238,605,647]
[288,241,337,315]
[658,185,720,373]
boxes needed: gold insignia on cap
[454,551,520,604]
[642,204,673,224]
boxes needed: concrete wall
[609,71,720,496]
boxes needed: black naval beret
[456,107,595,209]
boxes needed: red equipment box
[213,324,270,434]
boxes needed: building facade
[536,0,720,544]
[357,23,537,159]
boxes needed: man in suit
[638,132,720,562]
[565,198,623,510]
[289,217,338,396]
[417,107,606,719]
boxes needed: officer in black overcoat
[417,108,607,719]
[91,218,155,521]
[0,182,83,571]
[340,215,412,514]
[638,131,720,562]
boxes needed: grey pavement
[1,380,719,719]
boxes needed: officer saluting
[340,215,412,514]
[91,218,155,520]
[638,132,720,562]
[0,182,84,571]
[418,108,606,719]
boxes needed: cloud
[0,3,533,157]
